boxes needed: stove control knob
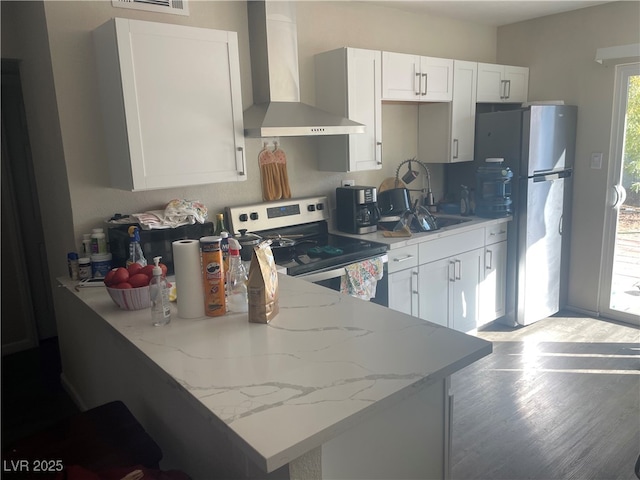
[316,203,324,211]
[239,213,248,222]
[250,212,259,220]
[307,204,316,212]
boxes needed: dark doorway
[2,59,56,354]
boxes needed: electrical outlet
[341,179,355,187]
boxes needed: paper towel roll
[172,239,205,318]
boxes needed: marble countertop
[62,274,492,473]
[333,214,511,249]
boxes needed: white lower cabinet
[387,222,509,333]
[418,228,484,333]
[418,248,482,333]
[388,267,419,316]
[387,245,419,316]
[478,224,509,326]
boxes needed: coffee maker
[335,186,380,234]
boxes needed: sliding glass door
[600,63,640,325]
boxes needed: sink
[433,216,472,228]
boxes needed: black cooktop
[255,222,388,276]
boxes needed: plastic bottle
[150,256,171,326]
[91,228,107,254]
[226,238,248,313]
[67,252,79,280]
[460,185,470,216]
[82,234,92,257]
[78,257,92,280]
[126,226,147,267]
[220,231,230,273]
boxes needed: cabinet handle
[415,72,421,96]
[505,79,511,99]
[453,139,459,159]
[236,146,246,176]
[376,141,383,165]
[412,270,418,295]
[449,260,456,282]
[485,249,493,270]
[422,73,428,96]
[454,259,461,281]
[393,254,414,263]
[488,229,506,236]
[500,80,506,99]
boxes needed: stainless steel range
[225,196,389,305]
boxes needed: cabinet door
[94,18,246,191]
[479,240,507,326]
[420,57,453,102]
[504,66,529,103]
[348,48,383,171]
[450,248,482,333]
[388,268,419,316]
[315,48,382,172]
[418,258,450,328]
[450,60,477,162]
[382,51,421,101]
[476,63,505,103]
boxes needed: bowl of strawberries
[103,262,167,310]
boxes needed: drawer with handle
[485,223,508,245]
[387,244,419,273]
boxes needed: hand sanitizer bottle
[150,256,171,326]
[226,238,248,313]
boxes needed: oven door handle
[296,254,388,283]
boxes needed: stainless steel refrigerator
[448,105,578,326]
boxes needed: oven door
[294,255,389,307]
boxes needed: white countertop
[333,215,511,249]
[61,274,491,473]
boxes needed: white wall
[496,1,640,314]
[2,0,496,337]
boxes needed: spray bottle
[226,238,248,313]
[126,226,147,267]
[150,256,171,326]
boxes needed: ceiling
[370,1,613,27]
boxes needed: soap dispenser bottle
[150,256,171,326]
[460,185,470,216]
[226,238,248,313]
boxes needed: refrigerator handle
[559,215,563,235]
[533,169,572,182]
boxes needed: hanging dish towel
[340,257,384,301]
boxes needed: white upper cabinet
[93,18,246,191]
[477,63,529,103]
[315,48,382,172]
[382,52,453,102]
[418,60,477,163]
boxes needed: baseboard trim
[565,305,600,318]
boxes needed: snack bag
[248,241,279,323]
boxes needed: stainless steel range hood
[244,1,365,137]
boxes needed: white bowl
[106,286,150,310]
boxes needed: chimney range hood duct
[243,1,365,138]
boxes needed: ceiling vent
[111,0,189,16]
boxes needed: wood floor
[451,311,640,480]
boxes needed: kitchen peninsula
[55,274,491,479]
